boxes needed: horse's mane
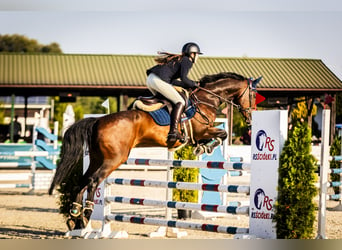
[199,72,246,86]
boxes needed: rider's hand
[192,82,200,89]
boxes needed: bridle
[190,79,254,125]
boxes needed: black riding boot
[167,102,185,145]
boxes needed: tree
[0,34,62,53]
[291,97,317,122]
[233,108,249,140]
[274,120,317,239]
[0,101,4,123]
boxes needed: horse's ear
[252,76,262,90]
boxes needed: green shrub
[274,121,317,239]
[172,146,198,203]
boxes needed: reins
[193,82,251,112]
[194,86,241,109]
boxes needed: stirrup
[167,132,183,143]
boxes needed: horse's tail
[48,117,98,195]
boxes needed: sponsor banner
[249,110,288,239]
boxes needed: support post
[227,104,233,145]
[316,109,330,239]
[10,94,15,142]
[30,121,38,191]
[165,151,173,220]
[339,125,342,208]
[24,96,28,141]
[330,94,336,143]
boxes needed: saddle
[130,87,196,126]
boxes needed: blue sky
[1,0,342,79]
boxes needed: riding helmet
[182,42,203,56]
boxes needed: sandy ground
[0,170,341,239]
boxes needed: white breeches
[146,73,185,106]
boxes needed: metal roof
[0,53,341,95]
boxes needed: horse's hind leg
[65,156,104,230]
[67,176,92,230]
[83,158,123,222]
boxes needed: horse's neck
[198,79,244,106]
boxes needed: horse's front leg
[194,127,227,155]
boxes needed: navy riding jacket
[146,56,197,88]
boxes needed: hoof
[66,216,89,231]
[80,216,89,229]
[66,218,76,231]
[193,145,205,156]
[205,146,214,155]
[204,139,221,155]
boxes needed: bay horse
[49,72,260,230]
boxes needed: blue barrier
[0,124,60,190]
[35,127,58,141]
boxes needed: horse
[49,72,261,230]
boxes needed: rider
[146,42,202,145]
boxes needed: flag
[101,98,110,114]
[324,94,334,104]
[255,92,266,105]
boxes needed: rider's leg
[146,73,185,105]
[146,73,158,96]
[167,102,185,144]
[146,73,186,144]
